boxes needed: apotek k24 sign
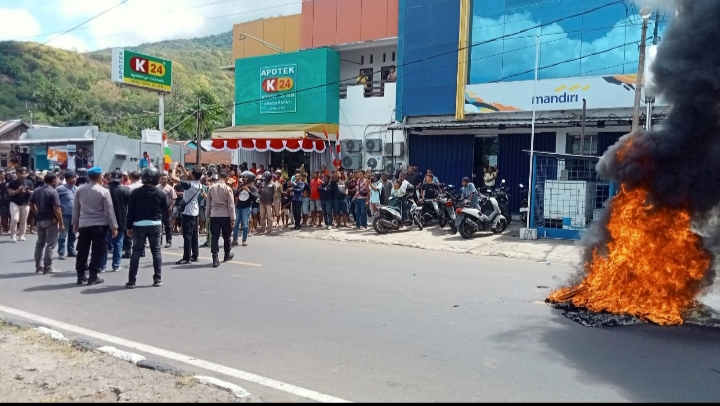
[112,49,173,93]
[259,64,297,114]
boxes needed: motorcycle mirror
[519,183,524,188]
[448,184,454,188]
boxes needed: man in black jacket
[125,167,167,289]
[102,169,130,272]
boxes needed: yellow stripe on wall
[455,0,471,120]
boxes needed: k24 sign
[260,64,297,114]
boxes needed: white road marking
[194,376,251,398]
[163,251,263,267]
[36,326,69,342]
[0,305,349,403]
[97,346,146,364]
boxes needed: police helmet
[262,171,272,182]
[141,166,161,186]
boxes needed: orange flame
[548,187,711,325]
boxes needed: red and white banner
[210,139,327,153]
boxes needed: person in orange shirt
[321,165,330,177]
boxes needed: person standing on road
[319,174,334,229]
[353,171,369,229]
[380,173,392,206]
[170,163,202,265]
[29,173,63,275]
[101,169,130,273]
[73,167,118,286]
[157,174,176,248]
[309,171,322,227]
[56,171,77,260]
[258,172,275,234]
[291,174,306,230]
[7,167,34,243]
[233,172,258,247]
[125,167,166,288]
[122,171,143,259]
[206,172,235,267]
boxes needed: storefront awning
[210,124,339,153]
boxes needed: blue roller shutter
[498,133,556,212]
[408,133,475,187]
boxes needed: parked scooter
[443,186,461,234]
[490,180,511,225]
[373,185,424,234]
[418,198,441,227]
[519,183,529,224]
[454,192,507,239]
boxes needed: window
[383,53,386,62]
[392,52,395,61]
[566,134,598,156]
[360,55,364,65]
[0,153,7,168]
[370,54,374,64]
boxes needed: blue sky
[0,0,301,52]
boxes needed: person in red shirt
[250,163,257,175]
[257,164,266,176]
[309,171,323,227]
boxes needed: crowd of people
[0,158,497,289]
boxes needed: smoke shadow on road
[533,315,720,402]
[0,272,38,280]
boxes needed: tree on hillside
[176,88,230,141]
[33,82,94,127]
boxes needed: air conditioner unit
[383,142,405,157]
[366,155,382,171]
[382,157,404,175]
[344,139,362,153]
[365,138,382,152]
[342,154,363,170]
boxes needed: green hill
[0,31,235,140]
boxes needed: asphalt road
[1,234,720,402]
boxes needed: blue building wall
[396,0,460,120]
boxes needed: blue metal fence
[529,151,616,240]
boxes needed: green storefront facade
[234,48,340,126]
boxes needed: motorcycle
[443,186,461,234]
[418,199,441,227]
[489,180,511,225]
[519,183,529,224]
[454,193,507,239]
[373,191,424,234]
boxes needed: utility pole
[645,9,661,132]
[632,7,652,132]
[158,93,164,171]
[195,96,201,168]
[580,99,586,155]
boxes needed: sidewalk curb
[0,316,254,400]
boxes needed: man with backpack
[257,172,275,234]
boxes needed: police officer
[125,167,167,288]
[73,167,118,285]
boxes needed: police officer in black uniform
[125,167,167,289]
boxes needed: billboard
[464,75,640,114]
[259,64,297,114]
[112,49,173,93]
[235,48,340,126]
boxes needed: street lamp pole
[632,7,652,132]
[239,34,283,54]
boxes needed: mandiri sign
[112,49,173,93]
[464,74,644,114]
[259,64,297,114]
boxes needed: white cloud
[0,8,41,41]
[46,33,88,52]
[48,0,302,50]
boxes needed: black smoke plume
[584,0,720,286]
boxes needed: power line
[8,0,305,45]
[22,0,129,56]
[38,0,639,129]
